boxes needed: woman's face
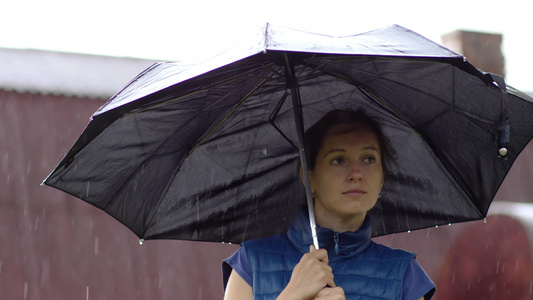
[309,122,384,230]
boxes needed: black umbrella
[43,24,533,245]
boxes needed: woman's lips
[343,189,366,196]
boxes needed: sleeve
[400,258,436,300]
[222,244,253,291]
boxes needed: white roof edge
[488,201,533,229]
[0,47,159,99]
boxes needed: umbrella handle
[285,53,320,249]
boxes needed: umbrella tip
[498,147,508,157]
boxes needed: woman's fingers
[278,246,336,299]
[296,250,335,288]
[313,287,346,300]
[308,245,334,287]
[309,245,329,264]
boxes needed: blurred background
[2,1,533,299]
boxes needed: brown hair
[304,109,396,177]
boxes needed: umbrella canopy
[43,23,533,244]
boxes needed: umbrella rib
[304,63,418,130]
[297,55,333,83]
[123,66,277,117]
[317,57,496,128]
[269,91,299,149]
[188,70,279,155]
[359,85,484,218]
[313,57,461,113]
[258,62,286,81]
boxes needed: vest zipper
[334,232,339,255]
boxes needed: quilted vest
[243,209,414,300]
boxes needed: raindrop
[24,282,28,299]
[27,161,31,173]
[139,239,144,245]
[86,182,90,198]
[94,237,99,255]
[448,223,452,226]
[407,230,411,233]
[484,218,487,223]
[228,242,232,245]
[435,225,439,228]
[262,148,267,156]
[86,286,89,300]
[158,275,163,289]
[196,202,200,222]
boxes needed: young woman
[223,109,435,300]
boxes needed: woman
[223,109,436,300]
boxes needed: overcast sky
[3,0,532,91]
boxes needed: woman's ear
[378,175,385,197]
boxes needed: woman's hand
[277,245,343,300]
[313,286,346,299]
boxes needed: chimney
[441,30,505,77]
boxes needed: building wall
[0,90,239,299]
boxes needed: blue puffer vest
[243,208,415,300]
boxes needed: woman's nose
[347,163,363,182]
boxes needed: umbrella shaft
[285,55,319,249]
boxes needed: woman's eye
[331,157,345,165]
[363,156,376,163]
